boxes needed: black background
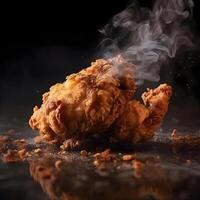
[0,0,200,108]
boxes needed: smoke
[99,0,194,85]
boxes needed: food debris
[0,135,10,149]
[171,129,177,137]
[18,149,26,159]
[55,160,63,170]
[80,150,88,157]
[171,130,200,148]
[3,150,21,163]
[34,148,42,154]
[13,139,27,149]
[93,149,115,162]
[122,154,134,161]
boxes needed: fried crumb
[34,148,42,154]
[100,149,114,161]
[25,151,32,157]
[80,150,88,156]
[171,129,177,137]
[122,154,134,161]
[3,150,20,163]
[18,149,26,159]
[0,135,10,149]
[93,160,100,166]
[60,151,66,155]
[171,131,200,147]
[55,160,63,170]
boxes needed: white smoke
[100,0,194,85]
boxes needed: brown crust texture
[29,59,172,145]
[29,59,136,143]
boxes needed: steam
[100,0,194,85]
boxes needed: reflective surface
[0,106,200,200]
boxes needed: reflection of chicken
[29,58,172,146]
[29,156,171,200]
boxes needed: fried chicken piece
[29,59,136,143]
[29,58,172,146]
[112,84,172,143]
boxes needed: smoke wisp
[100,0,194,85]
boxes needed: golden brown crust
[29,59,136,143]
[112,84,172,143]
[29,59,172,145]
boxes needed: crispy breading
[29,59,172,145]
[29,59,136,143]
[112,84,172,143]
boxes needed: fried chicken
[112,84,172,143]
[29,58,172,146]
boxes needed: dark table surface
[0,105,200,200]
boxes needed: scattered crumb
[13,139,27,149]
[171,129,177,137]
[18,149,26,159]
[3,150,20,163]
[25,151,32,157]
[34,148,42,154]
[122,154,134,161]
[171,131,200,147]
[55,160,63,170]
[0,135,10,149]
[80,150,88,157]
[93,160,100,166]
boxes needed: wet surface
[0,106,200,200]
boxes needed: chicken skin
[29,58,172,146]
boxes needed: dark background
[0,0,200,109]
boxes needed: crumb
[171,129,177,137]
[13,139,27,149]
[122,154,134,161]
[60,151,66,155]
[93,160,100,166]
[25,151,32,157]
[80,150,88,156]
[0,135,9,141]
[100,149,114,161]
[0,135,10,149]
[55,160,63,170]
[3,150,20,163]
[18,149,26,159]
[171,132,200,147]
[34,148,42,154]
